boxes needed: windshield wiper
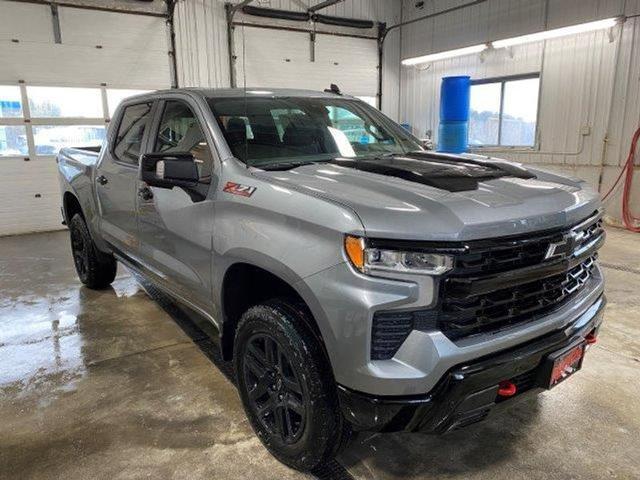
[257,160,331,171]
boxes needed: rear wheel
[234,300,350,471]
[69,213,117,289]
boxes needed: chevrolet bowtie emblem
[545,232,577,260]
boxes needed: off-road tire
[234,299,351,471]
[68,213,117,289]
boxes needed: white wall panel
[0,2,52,42]
[400,0,629,60]
[398,0,640,224]
[0,1,170,236]
[0,4,170,88]
[174,0,230,89]
[173,0,402,118]
[233,26,378,96]
[401,0,547,60]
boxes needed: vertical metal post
[377,23,386,110]
[19,81,36,160]
[50,3,62,44]
[226,3,237,88]
[497,80,506,146]
[165,0,179,89]
[100,83,110,120]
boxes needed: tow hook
[497,380,517,397]
[585,331,598,346]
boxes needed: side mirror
[140,152,199,189]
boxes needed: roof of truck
[132,87,356,100]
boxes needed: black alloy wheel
[68,213,117,289]
[70,225,88,279]
[242,333,307,444]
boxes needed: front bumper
[337,294,605,433]
[301,260,605,396]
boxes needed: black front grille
[439,256,597,340]
[370,212,604,358]
[451,218,604,276]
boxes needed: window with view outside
[0,86,23,118]
[33,126,105,155]
[208,97,422,168]
[0,86,26,156]
[0,126,28,157]
[468,75,540,148]
[27,86,102,118]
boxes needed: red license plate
[548,343,585,388]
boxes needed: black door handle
[138,186,154,201]
[96,175,108,186]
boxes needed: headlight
[344,235,453,275]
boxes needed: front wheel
[234,300,351,471]
[68,213,117,289]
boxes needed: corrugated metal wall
[398,0,640,224]
[173,0,402,119]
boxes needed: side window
[113,102,153,165]
[155,101,213,184]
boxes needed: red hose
[601,126,640,233]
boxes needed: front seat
[282,114,324,154]
[226,117,248,160]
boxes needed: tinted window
[114,102,153,165]
[207,97,422,168]
[154,101,213,184]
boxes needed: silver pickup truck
[57,88,606,471]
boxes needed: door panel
[136,99,215,310]
[96,101,153,252]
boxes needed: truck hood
[255,152,601,241]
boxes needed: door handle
[138,186,154,201]
[96,175,108,186]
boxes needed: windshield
[207,96,423,168]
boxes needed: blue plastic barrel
[440,76,471,122]
[438,121,468,154]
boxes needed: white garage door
[0,2,170,236]
[234,26,378,100]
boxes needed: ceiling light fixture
[401,17,623,67]
[401,44,488,66]
[492,17,621,49]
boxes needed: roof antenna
[324,84,342,95]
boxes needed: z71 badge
[223,181,257,197]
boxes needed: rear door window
[113,102,153,165]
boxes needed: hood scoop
[328,152,536,193]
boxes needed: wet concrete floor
[1,228,639,479]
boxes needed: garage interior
[1,0,639,479]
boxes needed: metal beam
[308,0,344,13]
[229,0,255,15]
[50,3,62,44]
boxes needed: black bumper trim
[338,294,606,434]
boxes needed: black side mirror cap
[140,152,199,189]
